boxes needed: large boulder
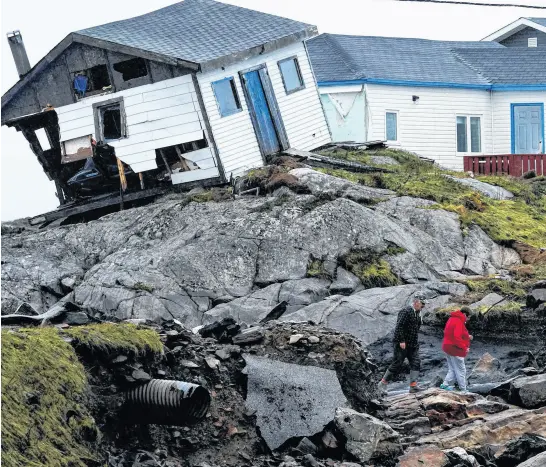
[527,288,546,309]
[243,355,347,450]
[509,374,546,408]
[516,451,546,467]
[468,353,509,385]
[334,407,401,463]
[280,282,467,345]
[495,434,546,467]
[444,175,514,200]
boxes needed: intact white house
[307,19,546,170]
[1,0,330,206]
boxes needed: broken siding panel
[171,166,220,184]
[365,84,493,170]
[56,75,208,172]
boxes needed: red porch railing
[463,154,546,176]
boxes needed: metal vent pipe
[124,379,211,425]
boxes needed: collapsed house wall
[56,74,218,177]
[197,41,331,179]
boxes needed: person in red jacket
[440,306,473,392]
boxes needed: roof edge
[199,26,318,73]
[482,17,546,42]
[317,79,546,91]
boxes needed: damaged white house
[1,0,330,210]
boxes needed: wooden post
[159,149,172,174]
[174,145,191,171]
[116,157,127,191]
[139,172,145,190]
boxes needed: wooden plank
[484,156,490,175]
[522,155,530,175]
[472,157,480,175]
[171,166,219,184]
[537,155,544,176]
[180,147,213,163]
[115,121,203,148]
[463,156,470,172]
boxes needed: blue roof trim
[317,79,546,91]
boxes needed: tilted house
[307,23,546,170]
[1,0,330,206]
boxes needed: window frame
[278,56,305,95]
[385,110,399,143]
[92,97,127,143]
[456,114,483,154]
[211,77,243,118]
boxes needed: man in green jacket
[378,293,426,395]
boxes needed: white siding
[197,41,331,178]
[365,84,493,170]
[55,75,217,179]
[491,91,546,154]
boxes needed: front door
[513,104,544,154]
[241,69,281,156]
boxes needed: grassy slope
[1,324,162,467]
[319,148,546,250]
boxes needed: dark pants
[385,344,421,380]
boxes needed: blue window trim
[510,102,545,154]
[317,79,546,91]
[211,76,243,118]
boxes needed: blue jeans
[443,353,467,391]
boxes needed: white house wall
[319,85,366,143]
[365,84,493,170]
[197,41,331,178]
[491,90,546,154]
[55,75,218,176]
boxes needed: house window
[386,112,398,141]
[72,64,111,98]
[93,98,126,142]
[528,37,538,48]
[212,77,242,117]
[278,57,305,94]
[113,57,148,81]
[456,116,482,153]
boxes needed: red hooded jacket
[442,310,470,357]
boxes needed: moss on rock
[341,250,400,289]
[1,324,163,467]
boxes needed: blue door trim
[510,103,545,154]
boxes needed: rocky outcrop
[444,175,514,200]
[509,374,546,408]
[334,407,401,462]
[516,451,546,467]
[243,355,347,450]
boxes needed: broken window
[212,77,242,117]
[278,57,305,94]
[113,57,148,81]
[154,138,208,174]
[93,98,126,142]
[72,64,111,98]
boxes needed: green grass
[64,323,163,354]
[1,324,163,467]
[340,249,401,288]
[319,149,546,249]
[2,328,97,467]
[306,259,331,279]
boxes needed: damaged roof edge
[1,33,200,116]
[199,26,318,73]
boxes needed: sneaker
[440,384,454,391]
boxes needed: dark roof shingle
[78,0,315,68]
[307,33,546,87]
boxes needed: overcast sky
[1,0,543,221]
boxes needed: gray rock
[64,312,90,325]
[61,277,76,291]
[289,168,396,202]
[330,267,362,295]
[527,289,546,309]
[334,407,401,462]
[214,349,230,361]
[510,374,546,408]
[281,282,467,345]
[369,155,400,166]
[132,369,151,382]
[515,452,546,467]
[243,355,347,450]
[470,293,508,310]
[296,437,318,455]
[444,447,479,467]
[444,175,514,199]
[232,327,264,345]
[469,353,508,385]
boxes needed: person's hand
[400,342,406,350]
[469,335,474,341]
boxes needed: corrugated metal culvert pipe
[124,379,211,425]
